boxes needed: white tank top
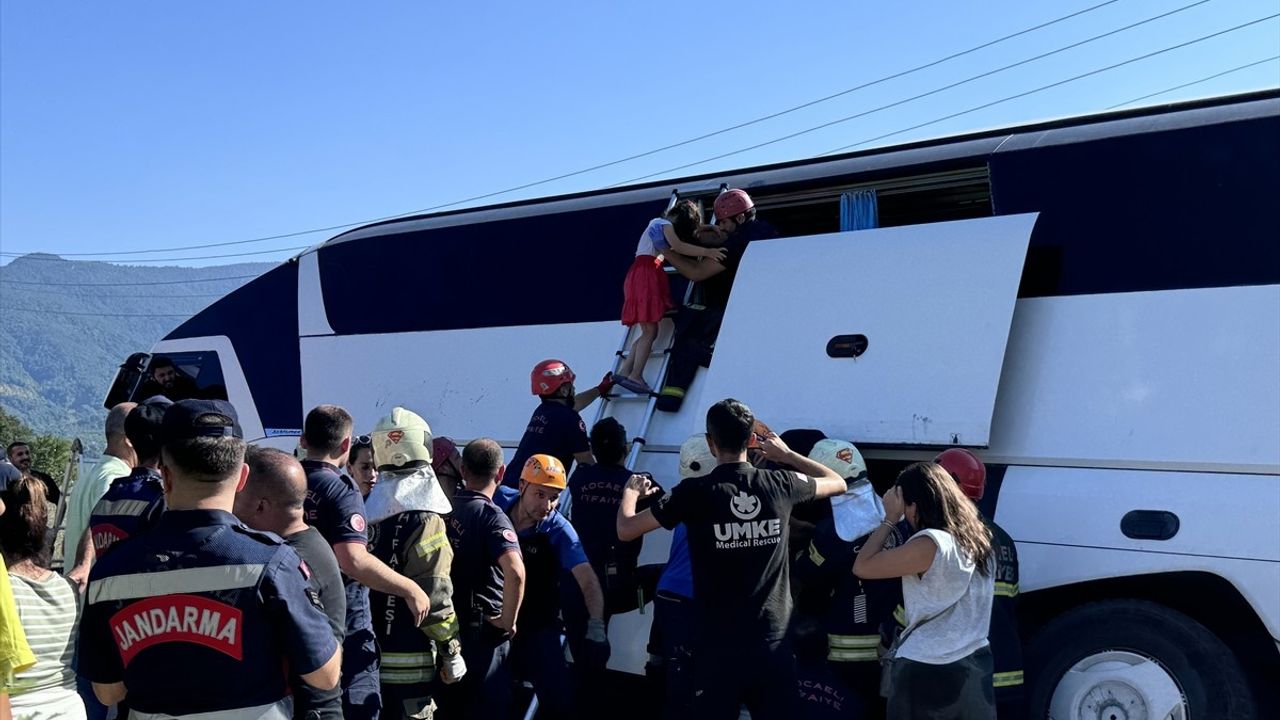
[898,528,994,665]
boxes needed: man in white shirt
[64,402,136,589]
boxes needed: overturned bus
[106,90,1280,718]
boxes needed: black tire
[1026,599,1256,720]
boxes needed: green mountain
[0,254,276,452]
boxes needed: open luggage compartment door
[699,213,1037,447]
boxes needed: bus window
[131,351,228,403]
[752,167,993,238]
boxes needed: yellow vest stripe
[414,530,449,558]
[993,670,1024,688]
[828,648,879,662]
[828,634,880,648]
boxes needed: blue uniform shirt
[88,467,165,558]
[301,459,371,637]
[495,486,588,571]
[496,486,588,629]
[502,400,590,489]
[78,509,338,718]
[656,524,694,599]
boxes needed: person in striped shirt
[1,474,85,720]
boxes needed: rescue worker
[501,359,612,488]
[657,190,779,412]
[936,448,1024,720]
[440,438,525,719]
[236,446,347,720]
[77,399,342,716]
[792,616,861,720]
[496,454,610,719]
[432,437,465,501]
[617,399,847,719]
[86,397,171,558]
[300,404,431,720]
[365,407,465,719]
[644,434,714,720]
[792,439,906,720]
[564,418,664,712]
[566,418,663,617]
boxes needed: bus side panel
[164,263,302,437]
[997,465,1280,639]
[990,286,1280,470]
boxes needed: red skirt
[621,254,673,326]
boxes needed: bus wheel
[1026,599,1256,720]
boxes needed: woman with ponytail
[853,461,996,719]
[1,475,85,719]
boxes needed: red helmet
[713,189,754,220]
[531,359,576,396]
[935,448,986,500]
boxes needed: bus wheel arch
[1021,572,1276,719]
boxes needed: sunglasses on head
[353,434,372,447]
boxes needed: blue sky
[1,0,1277,267]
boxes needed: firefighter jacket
[795,517,906,663]
[368,511,461,687]
[988,518,1024,697]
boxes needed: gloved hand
[596,372,615,396]
[439,649,467,685]
[580,617,611,671]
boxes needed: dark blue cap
[125,400,171,456]
[161,399,243,443]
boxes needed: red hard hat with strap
[713,189,754,220]
[531,359,576,396]
[935,448,986,500]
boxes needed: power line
[607,0,1212,186]
[1105,55,1280,108]
[9,0,1129,259]
[816,14,1279,156]
[14,286,225,298]
[2,306,194,318]
[0,273,260,287]
[0,244,307,264]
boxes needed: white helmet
[809,438,867,482]
[371,407,433,471]
[678,434,717,480]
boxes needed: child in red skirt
[616,200,725,394]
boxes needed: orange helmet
[531,359,576,396]
[935,448,986,501]
[713,189,754,220]
[520,454,567,490]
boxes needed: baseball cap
[809,439,867,482]
[160,399,243,443]
[125,397,174,458]
[678,434,716,480]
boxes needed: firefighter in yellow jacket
[366,407,466,719]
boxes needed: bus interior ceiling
[750,165,994,238]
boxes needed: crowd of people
[0,188,1022,719]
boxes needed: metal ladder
[592,185,726,468]
[523,186,725,720]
